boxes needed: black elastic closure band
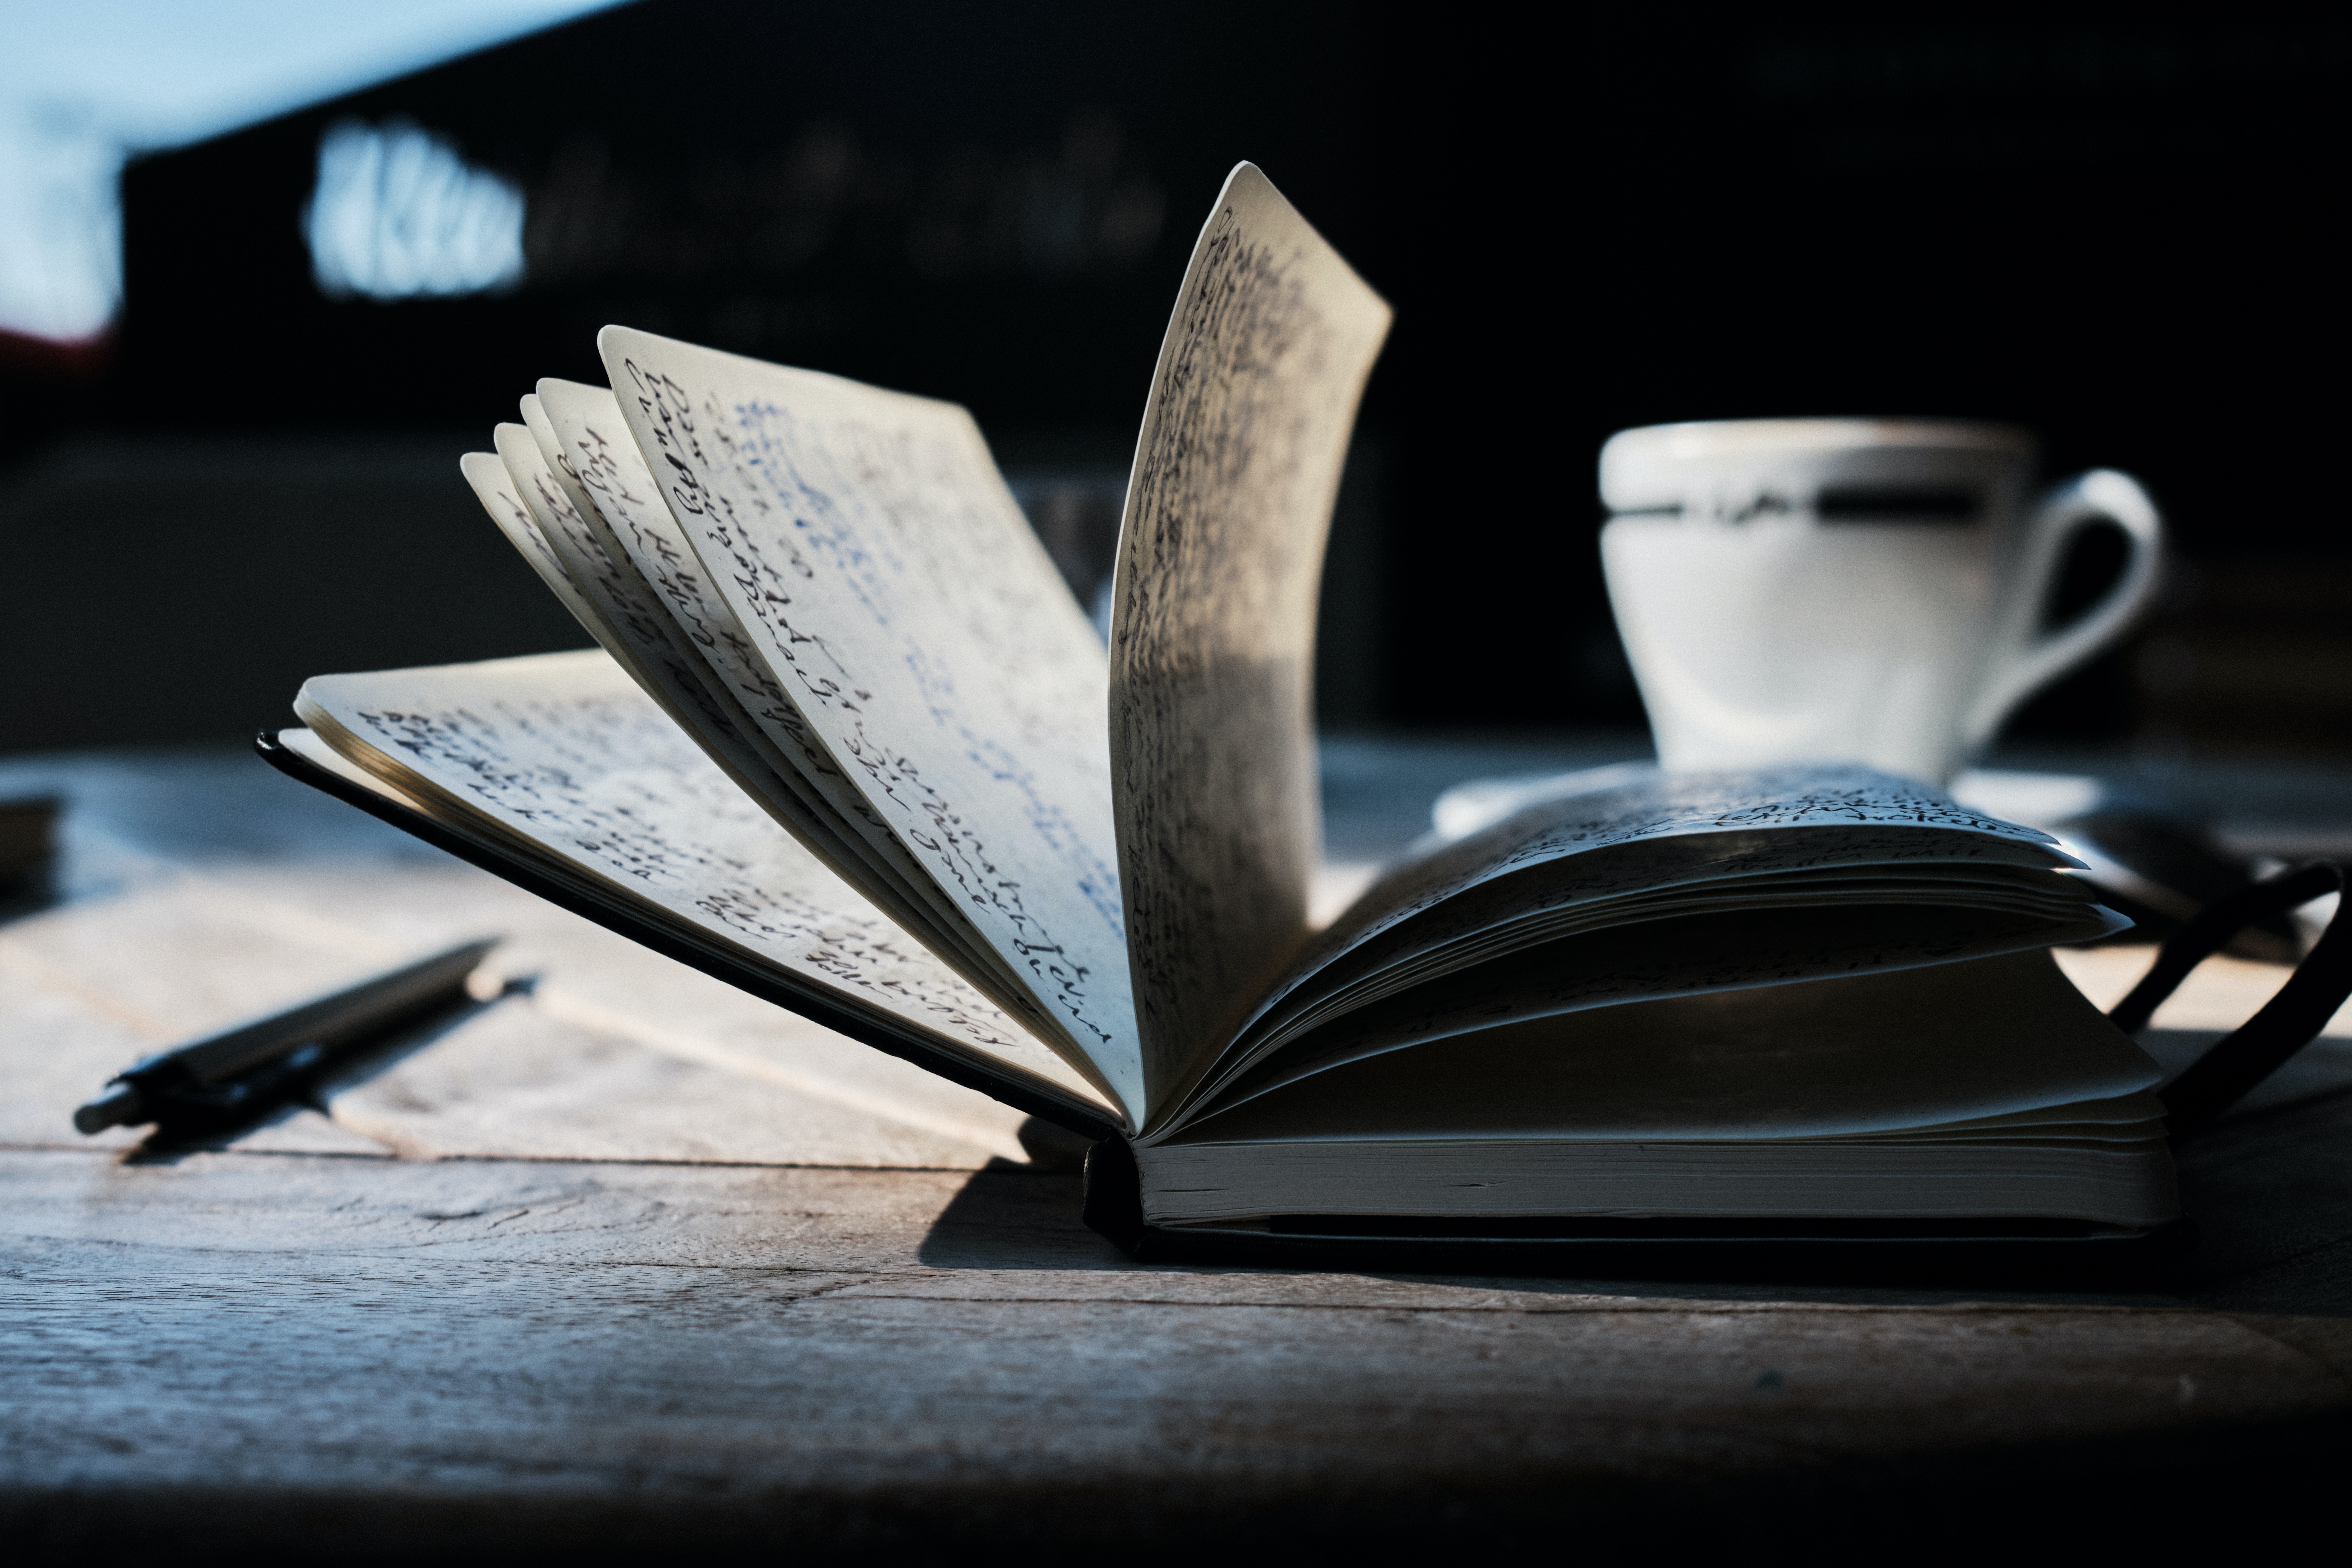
[2104,861,2351,1141]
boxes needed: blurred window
[305,119,525,300]
[0,0,614,343]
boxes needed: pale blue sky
[0,0,625,340]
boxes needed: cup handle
[1962,468,2165,752]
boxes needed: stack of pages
[274,164,2173,1243]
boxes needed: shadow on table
[915,1059,2352,1314]
[915,1162,1120,1270]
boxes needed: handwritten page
[1107,162,1392,1121]
[492,418,1033,1032]
[528,378,999,981]
[292,650,1116,1123]
[1248,765,2089,1038]
[521,391,980,959]
[519,395,618,556]
[1158,766,2125,1126]
[1260,766,2089,1011]
[523,387,831,808]
[485,419,836,861]
[597,326,1143,1115]
[492,424,818,836]
[458,452,603,642]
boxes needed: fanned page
[290,650,1115,1125]
[490,422,774,782]
[457,452,604,639]
[1156,767,2128,1132]
[1176,953,2162,1147]
[594,326,1141,1117]
[476,426,982,974]
[513,387,1028,1011]
[1109,162,1393,1118]
[527,381,991,956]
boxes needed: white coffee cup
[1599,418,2163,784]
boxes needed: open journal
[267,163,2185,1248]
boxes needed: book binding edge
[1080,1135,2184,1275]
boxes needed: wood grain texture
[6,1134,2352,1557]
[7,748,2352,1556]
[0,857,1032,1168]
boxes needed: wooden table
[6,741,2352,1558]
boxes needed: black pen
[73,938,501,1135]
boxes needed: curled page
[1242,766,2096,1051]
[1109,162,1392,1119]
[292,650,1114,1122]
[458,452,603,639]
[533,381,961,908]
[1200,898,2124,1118]
[595,326,1140,1116]
[1179,953,2162,1145]
[524,381,1022,1001]
[1158,765,2124,1130]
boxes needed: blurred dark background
[1,2,2344,755]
